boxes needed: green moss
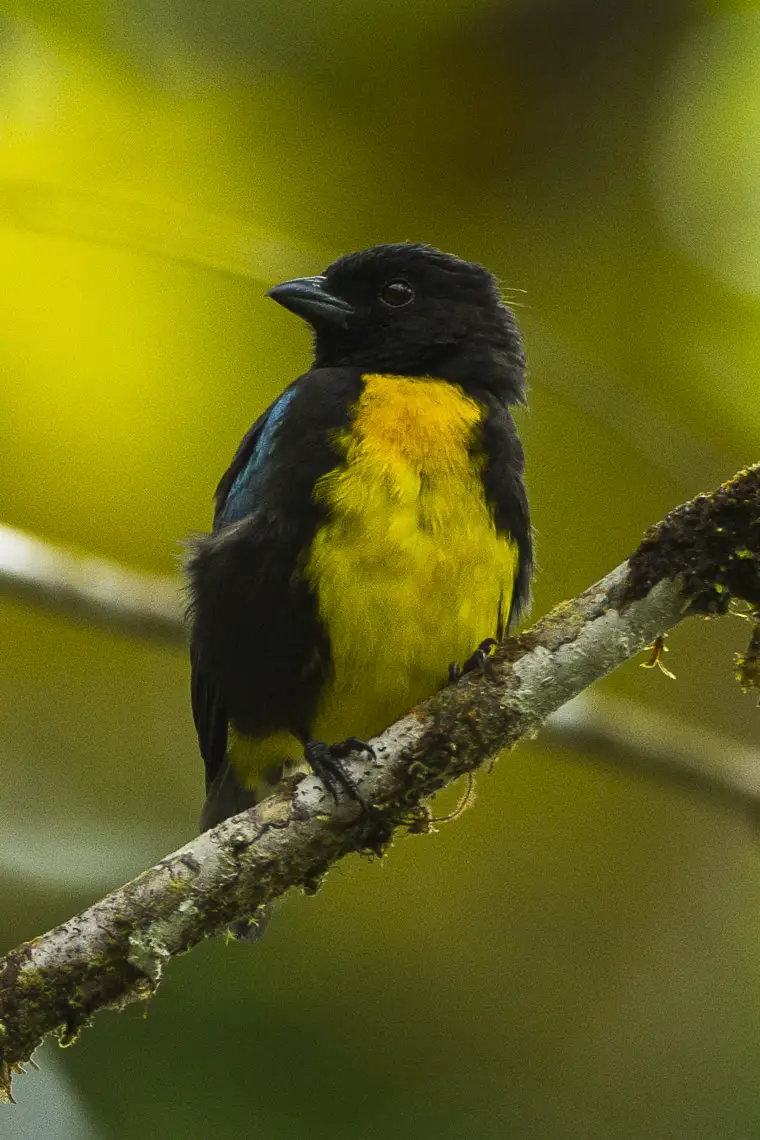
[626,465,760,613]
[735,621,760,693]
[0,1061,15,1104]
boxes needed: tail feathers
[200,759,272,943]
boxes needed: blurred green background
[3,1,760,1137]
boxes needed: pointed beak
[266,275,353,328]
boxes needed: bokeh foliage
[3,2,760,1137]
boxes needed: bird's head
[267,243,526,404]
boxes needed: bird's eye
[379,279,414,308]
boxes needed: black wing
[189,637,230,793]
[188,368,365,799]
[478,391,533,632]
[189,383,299,794]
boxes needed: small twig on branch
[2,464,760,1103]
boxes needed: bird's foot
[304,737,375,813]
[448,637,498,683]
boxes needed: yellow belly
[229,373,517,794]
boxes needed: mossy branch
[3,463,760,1104]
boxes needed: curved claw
[304,737,374,813]
[330,736,376,760]
[450,638,499,683]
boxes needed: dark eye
[379,279,414,307]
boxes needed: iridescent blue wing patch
[214,383,298,529]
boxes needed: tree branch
[2,464,760,1103]
[0,524,184,643]
[546,694,760,819]
[4,522,753,812]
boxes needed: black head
[267,243,526,404]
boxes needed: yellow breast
[305,373,517,744]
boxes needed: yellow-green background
[2,2,760,1137]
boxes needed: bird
[186,242,532,935]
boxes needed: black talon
[450,638,499,683]
[329,736,376,761]
[304,737,374,813]
[465,646,491,677]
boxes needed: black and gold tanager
[187,242,532,876]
